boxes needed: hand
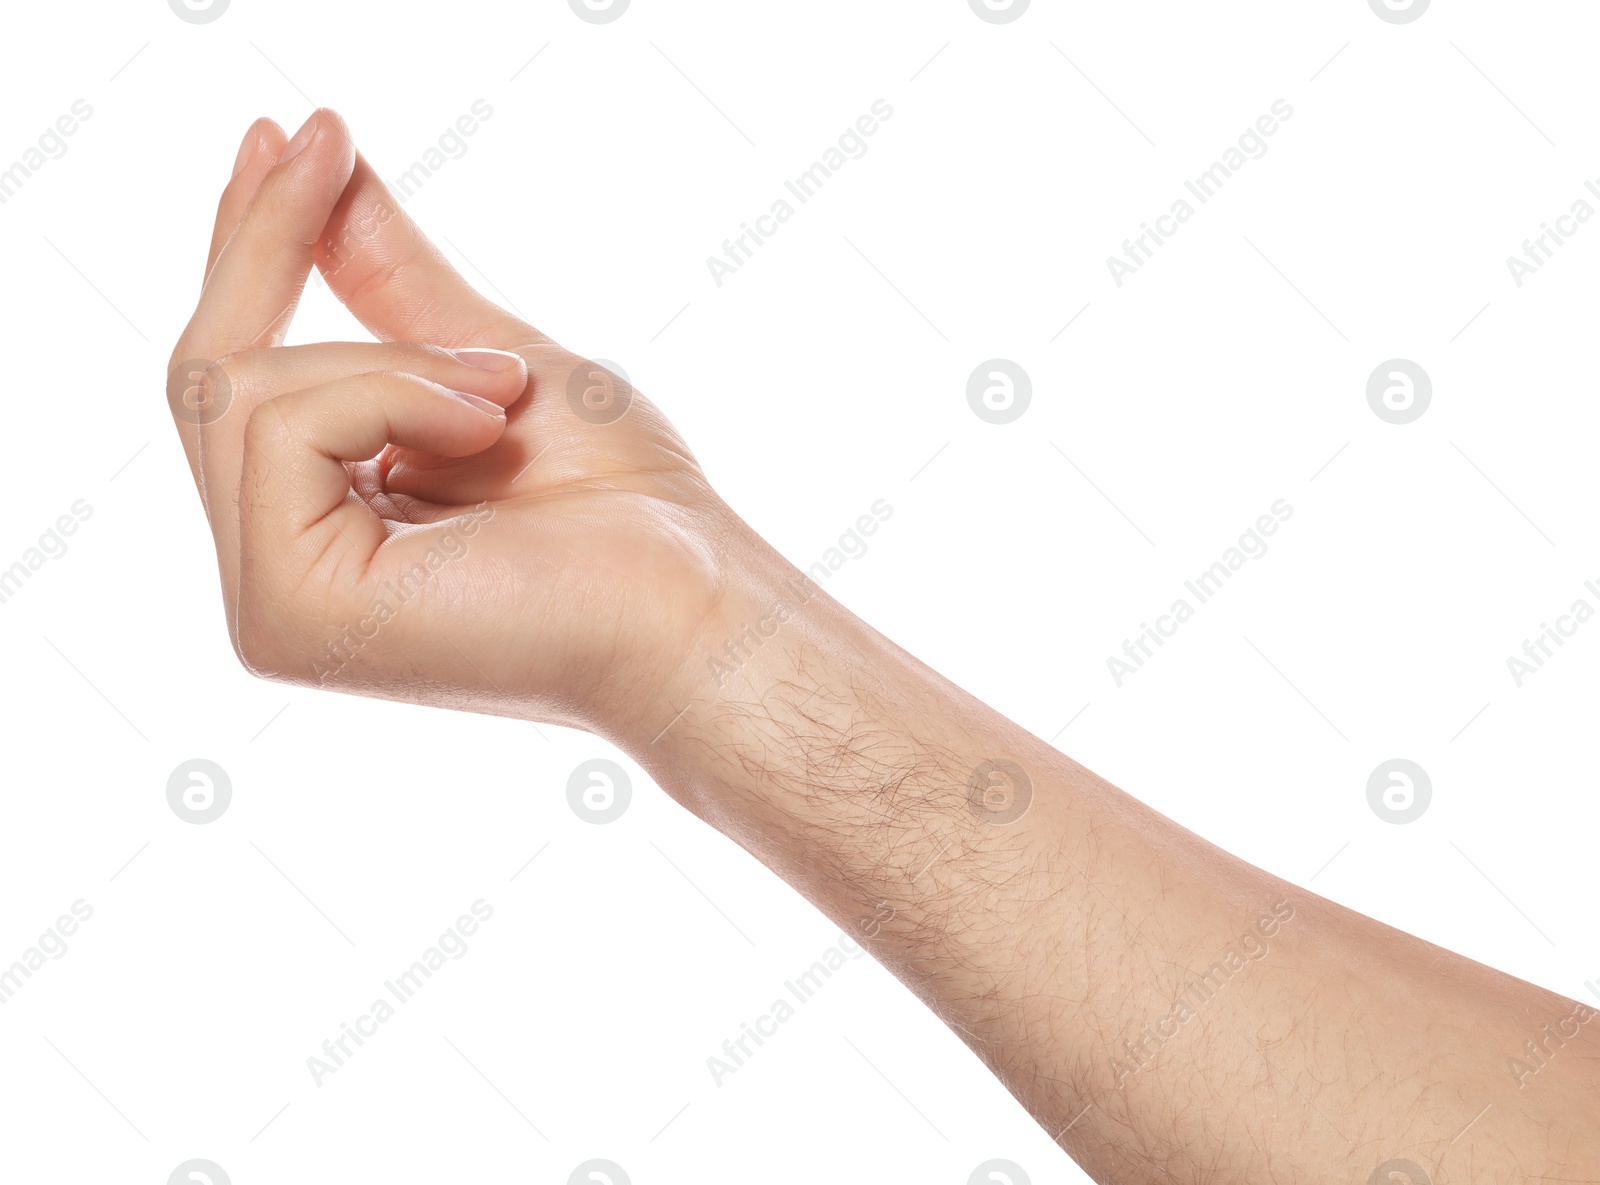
[169,109,736,735]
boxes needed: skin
[172,109,1600,1183]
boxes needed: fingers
[239,371,509,567]
[205,118,287,282]
[170,110,550,643]
[200,341,526,609]
[170,109,354,540]
[215,341,527,416]
[171,117,289,496]
[173,109,356,371]
[315,151,549,347]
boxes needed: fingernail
[231,126,256,178]
[281,113,320,162]
[451,390,506,417]
[450,348,523,372]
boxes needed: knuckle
[524,342,578,374]
[408,343,458,368]
[366,370,438,405]
[242,397,295,452]
[209,350,249,387]
[350,372,412,414]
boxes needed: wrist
[598,513,824,754]
[610,518,1032,859]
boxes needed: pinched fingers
[169,108,356,504]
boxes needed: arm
[620,526,1598,1183]
[175,110,1599,1184]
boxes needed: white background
[2,1,1597,1181]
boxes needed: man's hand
[170,110,735,735]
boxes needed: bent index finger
[239,371,508,570]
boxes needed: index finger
[315,151,550,348]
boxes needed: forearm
[614,525,1599,1183]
